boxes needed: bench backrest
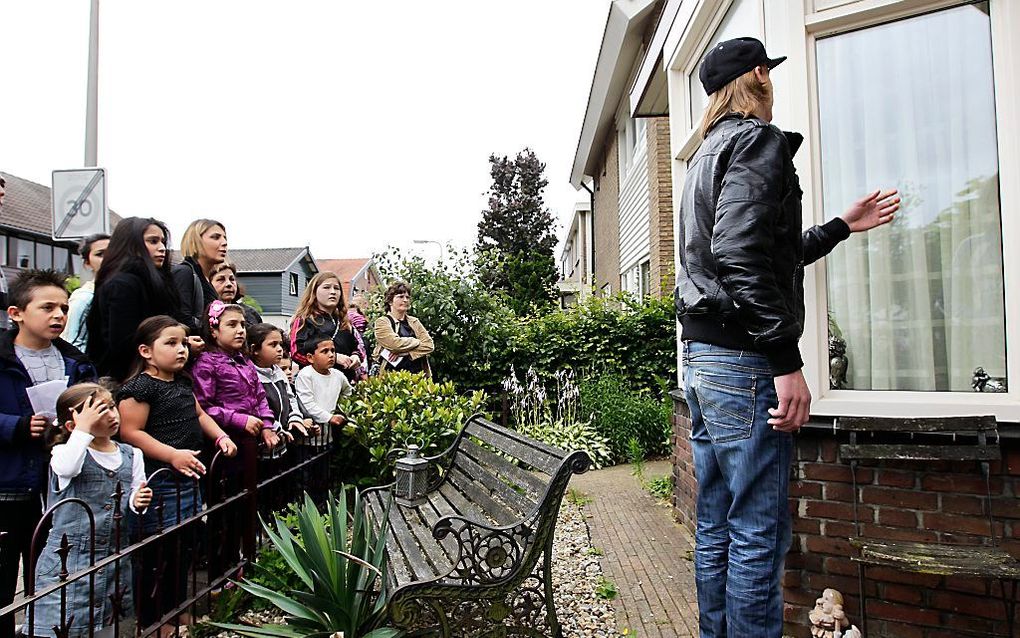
[439,415,587,527]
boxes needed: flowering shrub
[503,366,612,468]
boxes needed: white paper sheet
[26,378,68,418]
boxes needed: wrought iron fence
[1,427,338,638]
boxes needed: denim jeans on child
[682,341,793,638]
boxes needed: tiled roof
[230,247,313,273]
[316,258,371,282]
[0,171,122,237]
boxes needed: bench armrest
[432,514,534,585]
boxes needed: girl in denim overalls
[31,383,151,638]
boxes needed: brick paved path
[572,460,699,637]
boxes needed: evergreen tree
[476,148,558,314]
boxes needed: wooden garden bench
[837,416,1020,637]
[363,415,591,638]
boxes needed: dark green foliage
[370,248,515,397]
[211,490,401,638]
[514,295,677,398]
[339,371,486,483]
[579,374,672,461]
[475,148,559,313]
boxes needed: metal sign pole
[85,0,99,167]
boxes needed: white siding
[618,140,650,275]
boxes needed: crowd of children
[0,215,433,638]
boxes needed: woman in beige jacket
[372,282,434,376]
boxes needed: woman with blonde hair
[372,281,433,377]
[172,219,228,332]
[288,271,364,382]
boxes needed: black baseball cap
[699,37,786,95]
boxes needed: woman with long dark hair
[86,217,183,381]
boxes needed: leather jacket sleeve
[713,126,802,372]
[803,217,851,265]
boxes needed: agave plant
[212,489,400,638]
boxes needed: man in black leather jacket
[678,38,899,637]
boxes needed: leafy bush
[339,371,486,482]
[646,475,674,501]
[579,373,672,461]
[370,248,516,397]
[517,418,613,470]
[212,490,399,638]
[508,294,677,398]
[369,249,677,402]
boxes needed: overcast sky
[1,1,609,262]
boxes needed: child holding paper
[0,269,97,637]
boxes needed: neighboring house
[315,258,383,300]
[627,1,1020,634]
[557,201,593,308]
[230,247,318,329]
[570,0,675,299]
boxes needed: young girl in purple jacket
[191,300,281,577]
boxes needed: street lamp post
[413,239,444,261]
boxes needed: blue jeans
[682,341,793,638]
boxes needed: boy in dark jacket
[0,269,97,637]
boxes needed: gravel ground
[203,497,618,638]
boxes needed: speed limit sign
[51,168,109,240]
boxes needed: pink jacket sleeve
[192,355,247,431]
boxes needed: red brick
[804,500,864,521]
[796,438,819,461]
[866,566,941,587]
[872,620,925,638]
[1005,448,1020,476]
[924,512,1004,536]
[992,497,1020,519]
[860,524,938,543]
[922,473,1003,494]
[931,590,1005,620]
[882,582,924,605]
[821,439,838,462]
[805,535,854,556]
[942,575,989,595]
[782,570,801,588]
[877,507,918,528]
[940,493,984,515]
[801,462,872,484]
[876,469,917,488]
[822,556,858,577]
[804,571,869,597]
[866,599,940,626]
[860,486,938,510]
[792,517,820,535]
[823,482,855,502]
[823,520,858,538]
[789,480,822,498]
[783,587,820,607]
[942,614,999,635]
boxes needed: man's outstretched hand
[841,189,900,233]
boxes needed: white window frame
[662,0,1020,421]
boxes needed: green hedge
[369,249,678,401]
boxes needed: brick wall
[592,131,621,294]
[671,394,1020,637]
[646,116,675,298]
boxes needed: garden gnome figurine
[809,588,850,638]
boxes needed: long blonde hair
[179,219,226,261]
[293,271,350,330]
[699,67,771,139]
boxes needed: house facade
[315,258,383,300]
[571,0,676,300]
[230,247,318,329]
[557,201,593,308]
[626,0,1020,635]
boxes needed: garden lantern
[395,443,430,504]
